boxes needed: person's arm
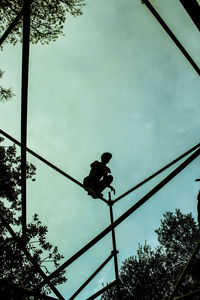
[195,179,200,181]
[109,185,115,194]
[90,161,98,168]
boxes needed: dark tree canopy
[0,0,85,46]
[0,139,67,296]
[101,209,200,299]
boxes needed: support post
[108,192,121,299]
[21,0,31,241]
[0,0,33,47]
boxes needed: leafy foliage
[0,139,67,295]
[0,0,85,47]
[0,70,14,102]
[101,209,200,299]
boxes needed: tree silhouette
[0,70,14,102]
[0,0,85,47]
[101,209,200,299]
[0,139,67,296]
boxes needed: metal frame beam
[179,0,200,32]
[0,282,59,300]
[0,210,64,300]
[113,142,200,203]
[0,0,34,47]
[0,9,23,47]
[2,129,200,206]
[21,0,31,241]
[142,0,200,76]
[169,239,200,299]
[108,193,121,299]
[69,252,114,300]
[37,147,200,289]
[172,288,200,300]
[86,280,117,300]
[1,0,200,298]
[0,129,108,204]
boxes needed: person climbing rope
[83,152,115,198]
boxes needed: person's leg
[83,176,93,194]
[98,175,113,193]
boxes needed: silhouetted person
[83,152,115,198]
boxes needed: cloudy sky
[1,0,200,298]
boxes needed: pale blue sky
[1,0,200,298]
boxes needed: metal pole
[142,0,200,76]
[172,288,200,300]
[39,147,200,288]
[0,211,64,300]
[2,130,200,206]
[0,130,108,204]
[86,280,117,300]
[37,147,200,288]
[21,0,31,241]
[113,142,200,203]
[169,239,200,299]
[108,192,121,299]
[0,0,34,47]
[179,0,200,32]
[0,9,23,47]
[69,252,114,300]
